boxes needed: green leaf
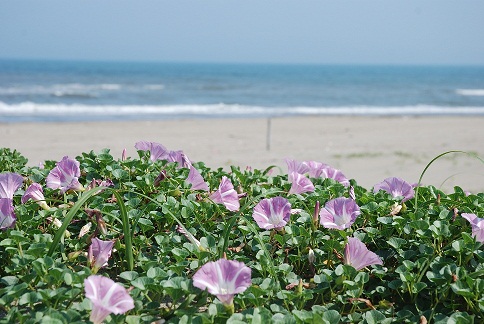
[387,237,406,249]
[119,271,139,282]
[451,281,475,298]
[364,310,387,324]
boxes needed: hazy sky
[1,1,484,65]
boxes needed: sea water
[1,59,484,122]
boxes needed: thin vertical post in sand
[266,117,272,151]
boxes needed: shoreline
[1,115,483,192]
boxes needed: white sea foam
[0,83,123,96]
[456,89,484,96]
[143,84,165,90]
[1,102,484,122]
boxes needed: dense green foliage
[0,147,483,323]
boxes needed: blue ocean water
[1,59,484,122]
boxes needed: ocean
[1,59,484,123]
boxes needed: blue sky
[1,1,484,65]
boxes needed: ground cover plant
[0,145,483,324]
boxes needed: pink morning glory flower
[286,159,350,187]
[209,176,240,211]
[344,237,383,270]
[21,183,49,210]
[373,177,415,202]
[252,196,291,230]
[167,150,192,168]
[319,165,350,187]
[461,213,484,243]
[288,172,315,195]
[176,225,205,251]
[0,172,24,199]
[84,275,135,324]
[0,198,16,230]
[192,258,251,307]
[88,237,115,273]
[320,197,360,230]
[46,156,84,193]
[135,141,169,162]
[286,159,310,175]
[187,166,209,191]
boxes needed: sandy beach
[1,116,483,193]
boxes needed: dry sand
[1,116,483,192]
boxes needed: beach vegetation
[0,146,483,323]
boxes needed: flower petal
[193,259,251,306]
[209,176,239,211]
[344,237,382,270]
[252,196,291,230]
[0,172,23,199]
[84,275,134,324]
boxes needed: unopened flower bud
[390,203,402,216]
[296,278,303,295]
[313,201,320,226]
[79,222,92,238]
[308,248,315,264]
[153,170,167,187]
[68,250,82,261]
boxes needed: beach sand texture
[1,116,483,193]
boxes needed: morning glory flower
[135,141,169,162]
[192,258,251,307]
[187,166,209,191]
[319,165,350,187]
[320,197,360,230]
[344,237,383,270]
[84,275,134,324]
[46,156,84,193]
[461,213,484,243]
[252,196,291,230]
[88,237,115,273]
[167,150,192,168]
[21,183,49,210]
[176,224,205,251]
[373,177,415,202]
[0,172,24,199]
[209,176,240,211]
[286,158,310,175]
[0,198,16,230]
[288,172,315,195]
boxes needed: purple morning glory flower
[186,166,209,191]
[320,197,360,230]
[286,159,310,175]
[320,165,350,187]
[167,150,192,168]
[306,160,326,178]
[373,177,415,202]
[0,172,23,199]
[252,196,291,230]
[192,258,251,306]
[88,237,115,273]
[461,213,484,243]
[288,172,315,195]
[344,237,383,270]
[286,159,350,187]
[46,156,84,193]
[135,141,169,162]
[209,176,240,211]
[84,275,134,324]
[0,198,16,230]
[21,183,49,210]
